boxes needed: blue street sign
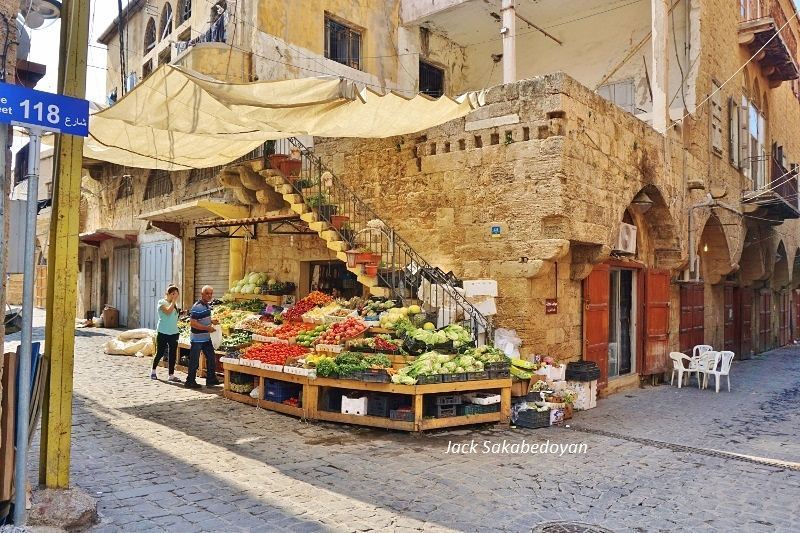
[0,82,89,136]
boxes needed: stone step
[300,212,317,223]
[325,241,348,252]
[282,193,304,204]
[335,251,348,262]
[310,222,330,233]
[356,274,379,288]
[276,184,295,194]
[319,229,339,241]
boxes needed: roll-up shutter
[194,238,230,300]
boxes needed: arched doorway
[774,242,791,347]
[582,186,677,389]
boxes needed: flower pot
[345,249,360,268]
[364,264,378,277]
[317,204,338,222]
[279,159,302,177]
[367,252,381,265]
[268,154,289,169]
[356,252,372,264]
[330,214,349,230]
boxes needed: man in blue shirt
[187,285,220,388]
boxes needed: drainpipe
[501,0,516,84]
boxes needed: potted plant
[345,247,362,268]
[339,223,355,246]
[330,213,350,230]
[356,247,374,264]
[308,193,338,221]
[363,263,379,277]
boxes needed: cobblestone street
[9,322,800,532]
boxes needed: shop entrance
[608,269,636,378]
[723,286,739,356]
[306,261,360,299]
[779,291,791,347]
[680,283,705,355]
[100,258,109,308]
[112,247,130,327]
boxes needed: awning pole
[13,127,42,525]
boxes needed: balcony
[739,0,799,87]
[742,156,800,223]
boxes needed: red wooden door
[758,291,772,352]
[725,287,743,356]
[740,289,753,358]
[679,283,704,355]
[779,291,790,346]
[583,264,610,389]
[643,270,671,375]
[795,290,800,341]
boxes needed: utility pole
[501,0,516,85]
[39,0,90,488]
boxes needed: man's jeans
[188,340,217,383]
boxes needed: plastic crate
[360,369,391,383]
[485,361,511,371]
[416,374,441,385]
[390,408,414,422]
[565,361,601,382]
[366,394,390,417]
[263,379,301,404]
[467,371,489,381]
[440,372,468,383]
[338,371,362,381]
[488,368,511,379]
[515,408,551,429]
[434,394,462,406]
[457,403,500,416]
[321,390,343,412]
[433,405,458,418]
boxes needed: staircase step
[262,173,285,186]
[276,184,295,194]
[369,286,392,298]
[310,222,330,233]
[319,229,339,241]
[291,203,311,215]
[326,241,348,252]
[282,193,304,204]
[356,274,379,287]
[336,252,348,262]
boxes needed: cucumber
[510,365,533,380]
[511,358,534,370]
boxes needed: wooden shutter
[194,238,230,300]
[643,269,671,375]
[711,85,723,154]
[583,263,610,388]
[728,97,739,167]
[679,283,704,355]
[740,96,750,172]
[723,286,738,354]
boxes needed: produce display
[464,345,509,363]
[225,299,268,313]
[305,291,333,306]
[242,343,309,365]
[220,331,252,350]
[296,325,329,347]
[282,299,318,322]
[212,308,251,330]
[346,335,404,354]
[315,317,367,344]
[359,299,397,320]
[313,352,392,378]
[391,351,487,384]
[407,323,472,348]
[302,302,340,322]
[273,322,315,340]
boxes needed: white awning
[84,65,485,170]
[137,200,249,223]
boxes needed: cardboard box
[102,307,119,328]
[552,379,597,410]
[466,295,497,316]
[463,279,498,298]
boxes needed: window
[144,18,156,53]
[729,96,740,168]
[740,95,767,189]
[597,79,636,115]
[160,3,173,40]
[419,60,444,98]
[325,15,361,70]
[116,175,133,200]
[143,170,173,200]
[142,59,153,79]
[181,0,192,22]
[710,81,723,155]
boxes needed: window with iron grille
[181,0,192,22]
[143,170,173,200]
[116,175,133,200]
[144,18,157,53]
[419,60,444,98]
[325,16,361,70]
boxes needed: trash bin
[102,306,119,328]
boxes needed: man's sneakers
[185,381,202,389]
[168,375,183,384]
[150,371,158,380]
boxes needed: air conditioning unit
[613,222,637,254]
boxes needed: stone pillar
[651,0,669,133]
[501,0,515,85]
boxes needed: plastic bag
[494,328,522,357]
[210,327,223,350]
[249,386,261,399]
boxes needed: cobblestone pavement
[8,322,800,532]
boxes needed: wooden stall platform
[222,361,511,432]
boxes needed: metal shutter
[194,238,230,300]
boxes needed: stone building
[82,0,800,394]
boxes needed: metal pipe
[0,125,7,341]
[14,127,41,525]
[501,0,516,84]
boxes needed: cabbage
[248,273,260,284]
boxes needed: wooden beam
[197,200,248,220]
[40,0,90,488]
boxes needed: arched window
[181,0,192,23]
[160,3,173,40]
[144,170,173,200]
[144,18,156,53]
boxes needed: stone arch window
[116,175,133,200]
[143,169,173,200]
[181,0,192,23]
[144,17,157,53]
[160,3,173,40]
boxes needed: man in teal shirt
[151,285,182,382]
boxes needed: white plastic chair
[669,352,693,388]
[692,344,713,359]
[706,351,734,393]
[695,351,720,390]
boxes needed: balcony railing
[738,0,799,86]
[771,155,799,211]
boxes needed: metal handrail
[278,137,493,344]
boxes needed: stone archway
[772,241,790,289]
[739,224,771,286]
[696,213,735,284]
[615,184,682,270]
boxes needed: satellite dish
[19,0,62,29]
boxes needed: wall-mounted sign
[0,82,89,136]
[545,298,558,315]
[488,221,506,239]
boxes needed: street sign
[0,82,89,136]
